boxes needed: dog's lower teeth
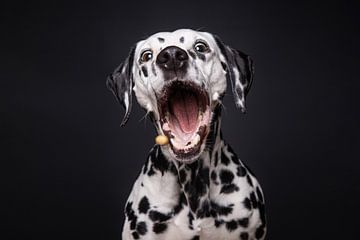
[169,133,201,151]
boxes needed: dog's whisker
[139,111,152,125]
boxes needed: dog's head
[107,29,254,163]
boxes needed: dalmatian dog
[107,29,266,240]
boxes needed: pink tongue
[172,93,199,133]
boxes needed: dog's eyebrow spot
[179,36,184,43]
[157,37,165,43]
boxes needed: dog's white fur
[133,29,231,161]
[107,29,265,240]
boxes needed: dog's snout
[156,46,188,71]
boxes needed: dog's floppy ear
[213,35,254,113]
[106,46,136,126]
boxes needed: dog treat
[155,135,169,145]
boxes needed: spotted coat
[107,29,266,240]
[122,116,266,240]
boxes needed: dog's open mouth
[158,81,211,160]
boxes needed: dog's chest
[164,206,253,240]
[157,207,220,240]
[122,145,266,240]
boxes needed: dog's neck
[162,106,224,218]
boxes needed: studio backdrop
[2,1,358,240]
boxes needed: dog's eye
[140,50,153,62]
[194,41,209,53]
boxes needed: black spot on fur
[157,37,164,43]
[226,220,238,232]
[240,232,249,240]
[153,223,167,234]
[147,166,155,176]
[243,197,252,210]
[149,210,171,222]
[132,231,139,239]
[219,169,234,184]
[138,196,150,214]
[179,36,184,43]
[237,165,247,177]
[210,170,217,181]
[189,187,202,211]
[188,211,194,221]
[184,182,190,192]
[210,201,233,216]
[125,202,135,220]
[181,160,210,213]
[238,217,249,228]
[170,164,177,174]
[214,154,219,166]
[187,160,198,169]
[255,225,265,239]
[220,184,239,194]
[226,145,240,164]
[130,215,137,230]
[215,219,224,227]
[191,236,199,240]
[231,155,240,164]
[196,200,210,218]
[256,186,264,203]
[187,212,194,228]
[179,169,187,183]
[141,66,148,77]
[173,192,186,214]
[136,221,147,235]
[250,192,258,208]
[221,150,230,165]
[201,167,210,186]
[150,146,175,175]
[259,202,266,225]
[247,175,253,187]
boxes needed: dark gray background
[2,0,359,239]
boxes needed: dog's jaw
[154,80,213,163]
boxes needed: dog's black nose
[156,46,188,71]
